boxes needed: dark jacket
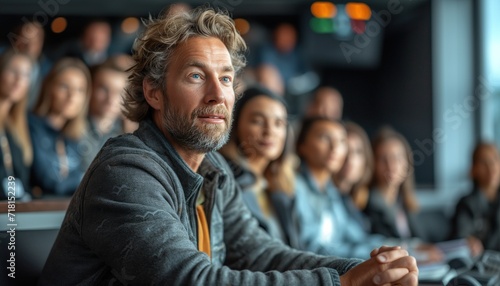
[364,190,426,241]
[225,158,301,249]
[39,118,361,285]
[28,114,84,196]
[451,188,500,251]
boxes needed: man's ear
[143,78,162,110]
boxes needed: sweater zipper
[190,181,203,244]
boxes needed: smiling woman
[219,85,299,247]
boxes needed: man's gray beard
[162,106,232,153]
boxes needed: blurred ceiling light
[311,2,337,19]
[51,17,67,33]
[121,17,140,34]
[234,18,250,35]
[345,2,371,21]
[351,20,366,34]
[310,18,335,34]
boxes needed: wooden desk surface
[0,198,71,213]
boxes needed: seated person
[29,58,91,196]
[451,142,500,251]
[0,50,33,200]
[365,127,430,240]
[39,8,418,285]
[294,117,387,259]
[81,60,129,169]
[11,20,52,109]
[305,86,343,121]
[220,85,298,247]
[65,19,112,67]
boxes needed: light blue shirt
[294,164,387,259]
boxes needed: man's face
[160,36,235,153]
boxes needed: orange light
[121,17,140,34]
[51,17,67,33]
[234,18,250,35]
[345,2,371,21]
[311,2,337,19]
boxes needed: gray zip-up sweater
[39,119,362,285]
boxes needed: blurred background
[0,0,499,211]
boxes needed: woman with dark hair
[29,57,91,196]
[219,85,299,247]
[451,142,498,251]
[333,121,374,229]
[294,117,390,259]
[0,49,33,200]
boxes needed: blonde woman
[29,58,91,196]
[0,50,33,200]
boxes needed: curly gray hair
[123,7,247,122]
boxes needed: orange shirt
[196,205,211,258]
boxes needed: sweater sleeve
[78,153,361,286]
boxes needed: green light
[310,18,335,33]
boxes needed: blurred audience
[306,86,343,120]
[330,122,447,262]
[0,50,33,200]
[66,19,112,67]
[29,58,91,197]
[11,21,52,109]
[81,59,129,169]
[254,23,317,95]
[219,86,299,247]
[451,142,500,251]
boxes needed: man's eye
[221,76,231,83]
[191,74,201,79]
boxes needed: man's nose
[204,76,225,105]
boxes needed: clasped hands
[340,246,418,286]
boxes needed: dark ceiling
[0,0,427,16]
